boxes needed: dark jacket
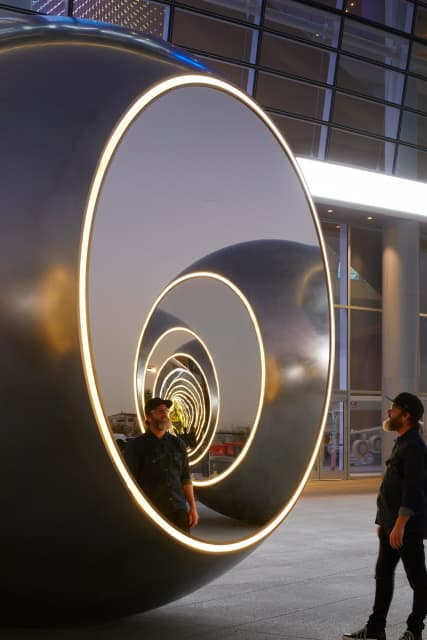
[124,430,191,516]
[376,427,427,535]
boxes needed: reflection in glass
[344,0,414,33]
[350,227,382,309]
[269,112,325,158]
[349,398,382,475]
[420,236,427,314]
[395,144,427,181]
[172,9,256,62]
[196,55,250,91]
[420,317,427,393]
[336,55,405,104]
[334,308,347,391]
[414,5,427,41]
[256,72,332,120]
[405,76,427,113]
[342,19,409,69]
[259,32,336,83]
[332,92,400,138]
[399,111,427,148]
[327,127,395,173]
[264,0,340,47]
[322,399,345,472]
[350,310,382,391]
[409,42,427,77]
[321,222,347,306]
[177,0,262,23]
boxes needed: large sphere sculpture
[0,14,334,626]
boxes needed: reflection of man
[124,397,199,533]
[343,392,427,640]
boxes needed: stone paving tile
[3,486,416,640]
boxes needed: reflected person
[125,397,199,534]
[342,393,427,640]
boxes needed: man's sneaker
[398,631,422,640]
[342,626,386,640]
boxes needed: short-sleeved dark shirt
[125,430,191,516]
[376,427,427,535]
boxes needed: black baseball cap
[144,397,172,414]
[386,392,424,421]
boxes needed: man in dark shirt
[125,397,199,533]
[343,392,427,640]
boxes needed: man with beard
[343,393,427,640]
[124,397,199,533]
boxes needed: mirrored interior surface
[87,83,328,543]
[135,275,262,479]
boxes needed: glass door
[349,395,383,476]
[312,393,346,479]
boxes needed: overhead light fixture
[297,157,427,219]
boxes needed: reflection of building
[108,412,138,437]
[3,0,427,481]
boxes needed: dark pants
[368,527,427,634]
[169,509,190,534]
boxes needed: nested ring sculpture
[0,14,334,626]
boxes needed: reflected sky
[88,85,318,418]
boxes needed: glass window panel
[177,0,262,23]
[332,92,400,137]
[334,308,348,390]
[259,32,336,83]
[349,398,383,474]
[256,72,331,119]
[313,0,344,7]
[263,0,340,47]
[322,398,345,473]
[341,19,409,69]
[336,54,405,104]
[405,75,427,112]
[420,317,427,393]
[196,55,250,91]
[73,0,166,34]
[344,0,414,33]
[395,144,427,180]
[321,222,348,305]
[399,111,427,148]
[414,5,427,41]
[269,112,325,157]
[3,1,31,8]
[350,311,382,390]
[420,236,427,314]
[327,128,395,172]
[409,42,427,77]
[350,227,382,309]
[172,9,255,63]
[33,0,66,12]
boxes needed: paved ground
[4,478,417,640]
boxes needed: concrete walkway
[5,478,417,640]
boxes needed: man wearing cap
[343,392,427,640]
[124,397,199,533]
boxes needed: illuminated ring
[0,14,334,626]
[136,325,220,464]
[135,272,264,485]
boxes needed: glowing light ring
[136,326,220,466]
[134,272,266,487]
[79,73,335,552]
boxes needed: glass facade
[2,0,427,181]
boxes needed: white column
[382,220,420,461]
